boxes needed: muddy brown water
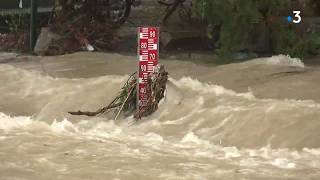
[0,52,319,179]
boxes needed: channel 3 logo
[287,11,302,24]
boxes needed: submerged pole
[30,0,38,51]
[137,27,160,110]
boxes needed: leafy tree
[193,0,319,59]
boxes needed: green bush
[194,0,319,59]
[271,22,320,59]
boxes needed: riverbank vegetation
[0,0,319,62]
[193,0,320,60]
[0,13,29,51]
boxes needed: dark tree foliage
[194,0,320,59]
[49,0,118,54]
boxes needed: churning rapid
[0,53,320,179]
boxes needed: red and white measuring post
[137,27,159,109]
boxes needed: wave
[1,112,320,171]
[0,55,319,150]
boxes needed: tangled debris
[0,32,29,52]
[0,0,120,54]
[69,65,168,120]
[44,0,119,55]
[134,65,168,119]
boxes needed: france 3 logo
[287,11,302,24]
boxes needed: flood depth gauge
[137,27,159,109]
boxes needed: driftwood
[134,65,168,119]
[68,65,168,120]
[68,102,122,116]
[115,85,135,121]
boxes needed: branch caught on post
[68,65,168,120]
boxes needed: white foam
[0,136,7,140]
[180,132,211,147]
[223,147,241,158]
[1,111,320,171]
[144,132,164,143]
[262,55,305,68]
[271,158,296,169]
[0,113,33,131]
[303,148,320,156]
[170,77,255,99]
[50,119,79,134]
[240,158,260,167]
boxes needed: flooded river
[0,53,319,179]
